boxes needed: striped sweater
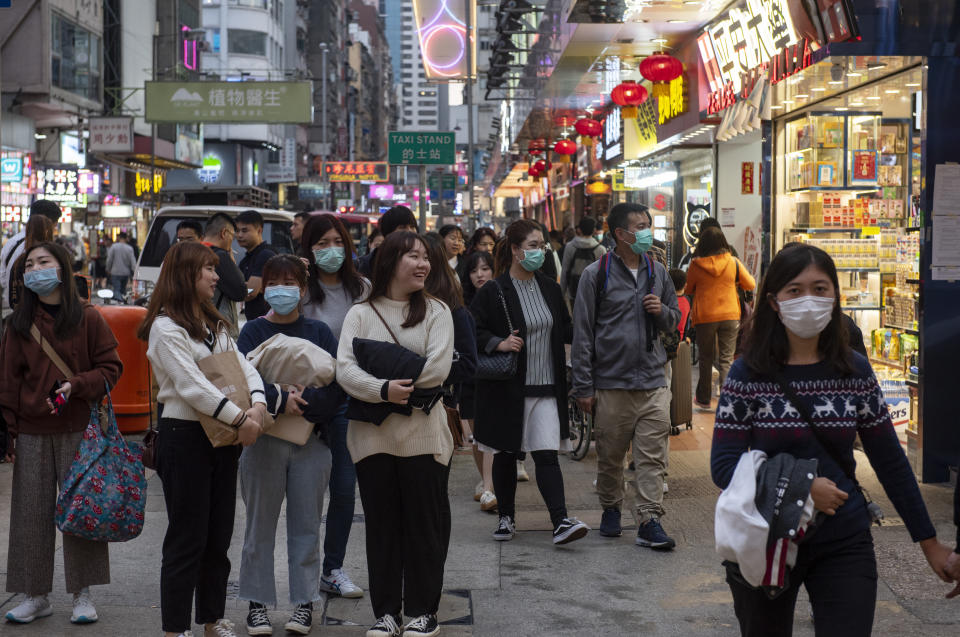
[711,354,935,545]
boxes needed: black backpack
[567,246,599,298]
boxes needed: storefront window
[228,29,267,56]
[51,14,101,102]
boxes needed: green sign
[145,81,313,123]
[428,174,456,190]
[388,131,456,165]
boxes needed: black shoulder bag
[774,375,884,525]
[475,280,519,381]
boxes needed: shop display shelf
[905,227,921,233]
[836,267,881,272]
[843,305,883,311]
[869,356,904,370]
[906,278,920,285]
[788,227,864,234]
[886,324,918,335]
[906,377,920,389]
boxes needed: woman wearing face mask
[337,231,454,637]
[471,219,588,546]
[235,255,348,636]
[686,226,756,408]
[298,213,369,599]
[0,242,122,626]
[459,250,496,509]
[711,243,954,637]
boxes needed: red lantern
[574,118,602,147]
[553,138,577,164]
[533,159,550,173]
[528,166,541,178]
[527,139,545,156]
[639,52,683,98]
[610,81,648,119]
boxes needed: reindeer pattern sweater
[711,354,935,546]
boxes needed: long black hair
[493,218,541,276]
[460,250,494,305]
[11,242,84,340]
[421,233,463,311]
[299,213,366,305]
[368,231,432,328]
[742,243,852,376]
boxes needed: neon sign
[413,0,476,81]
[182,25,198,71]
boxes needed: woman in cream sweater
[337,231,453,637]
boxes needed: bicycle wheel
[567,396,593,461]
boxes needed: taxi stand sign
[388,132,456,165]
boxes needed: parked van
[132,206,295,300]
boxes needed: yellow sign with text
[658,76,687,125]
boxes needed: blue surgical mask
[24,267,61,296]
[313,246,345,273]
[263,285,301,315]
[627,228,654,255]
[520,248,545,272]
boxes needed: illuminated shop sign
[413,0,476,81]
[604,108,622,161]
[131,171,166,197]
[658,75,687,125]
[324,162,389,183]
[35,166,98,206]
[1,157,22,183]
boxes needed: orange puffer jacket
[686,253,756,325]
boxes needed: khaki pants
[695,319,739,404]
[594,387,671,523]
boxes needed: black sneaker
[246,601,273,636]
[552,517,589,545]
[402,614,439,637]
[492,515,515,541]
[636,517,676,550]
[284,602,312,635]
[367,614,402,637]
[599,508,622,537]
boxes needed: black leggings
[492,450,567,528]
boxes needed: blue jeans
[322,413,357,575]
[109,275,128,299]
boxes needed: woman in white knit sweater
[137,241,267,637]
[336,232,453,637]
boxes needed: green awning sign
[388,132,456,165]
[145,81,313,123]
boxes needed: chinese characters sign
[145,81,312,123]
[324,162,390,182]
[742,162,755,194]
[852,152,878,184]
[412,0,476,81]
[388,132,456,165]
[35,166,98,207]
[657,75,687,125]
[89,117,133,152]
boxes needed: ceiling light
[905,82,921,87]
[811,87,827,92]
[782,99,794,104]
[651,38,668,44]
[850,101,865,106]
[683,1,701,4]
[34,133,47,139]
[866,95,881,100]
[770,105,784,110]
[846,72,862,77]
[885,89,900,94]
[667,20,687,24]
[867,62,887,70]
[836,107,849,111]
[828,80,844,85]
[795,94,809,98]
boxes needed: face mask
[777,295,835,338]
[24,267,61,296]
[624,228,654,255]
[520,248,545,272]
[313,246,345,273]
[263,285,301,315]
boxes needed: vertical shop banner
[413,0,476,81]
[741,162,754,194]
[623,101,658,159]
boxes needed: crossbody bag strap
[491,279,514,333]
[368,301,401,345]
[30,323,75,379]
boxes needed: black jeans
[492,450,567,528]
[157,418,240,633]
[726,530,878,637]
[355,453,451,619]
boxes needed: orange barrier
[95,305,151,433]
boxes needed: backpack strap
[4,237,25,268]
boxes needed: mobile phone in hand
[49,380,67,415]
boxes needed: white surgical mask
[777,295,835,339]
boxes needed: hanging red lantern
[527,139,545,156]
[639,52,683,98]
[574,118,603,147]
[553,138,577,164]
[533,159,550,173]
[610,81,649,119]
[528,166,541,178]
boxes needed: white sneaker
[479,490,497,512]
[320,568,364,598]
[208,618,239,637]
[517,461,529,482]
[663,481,669,494]
[473,480,484,502]
[5,595,52,623]
[71,588,98,623]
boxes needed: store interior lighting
[630,169,677,189]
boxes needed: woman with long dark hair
[686,226,755,408]
[138,241,267,637]
[711,243,953,637]
[466,227,497,255]
[6,214,54,311]
[458,250,496,509]
[298,213,369,599]
[438,224,465,274]
[472,219,588,545]
[0,242,121,626]
[337,232,454,637]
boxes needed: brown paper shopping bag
[196,349,251,447]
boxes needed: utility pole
[465,0,475,225]
[320,43,329,210]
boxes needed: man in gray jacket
[106,231,137,300]
[571,202,680,550]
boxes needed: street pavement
[0,408,958,636]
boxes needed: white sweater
[147,316,266,425]
[337,296,454,465]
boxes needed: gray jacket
[106,241,137,277]
[570,251,680,397]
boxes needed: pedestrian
[176,220,203,243]
[0,241,122,625]
[236,210,277,321]
[559,216,606,307]
[357,206,418,277]
[669,269,691,341]
[291,211,311,252]
[336,231,454,637]
[466,227,497,255]
[202,213,246,339]
[5,214,54,313]
[458,250,497,510]
[0,199,62,322]
[94,236,111,290]
[534,221,562,283]
[471,219,589,546]
[570,202,681,548]
[106,230,137,300]
[299,213,370,599]
[438,225,465,275]
[367,228,384,254]
[711,242,956,637]
[138,240,267,637]
[236,255,348,636]
[685,226,756,408]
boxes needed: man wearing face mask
[203,213,247,338]
[570,203,681,549]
